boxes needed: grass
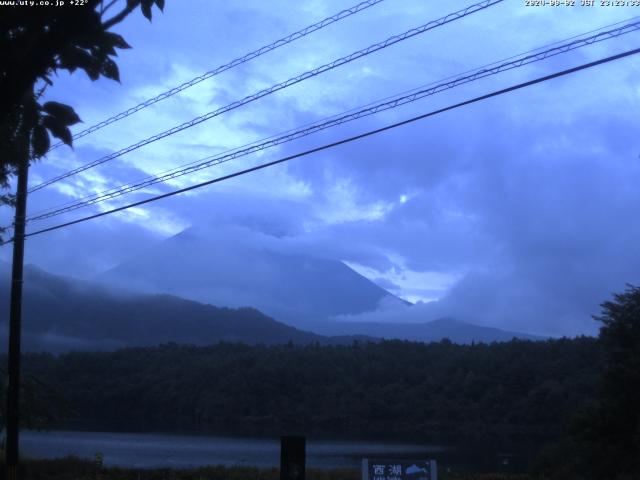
[1,457,535,480]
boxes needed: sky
[2,0,640,337]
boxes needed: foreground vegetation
[1,285,638,479]
[2,456,533,480]
[0,337,604,477]
[12,337,601,443]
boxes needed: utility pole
[5,157,29,480]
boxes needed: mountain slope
[97,227,407,327]
[317,317,544,343]
[0,262,544,351]
[0,264,332,352]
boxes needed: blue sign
[362,459,437,480]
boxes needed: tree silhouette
[0,0,165,198]
[0,0,165,450]
[586,285,640,479]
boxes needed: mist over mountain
[316,317,544,343]
[97,226,407,328]
[95,226,544,341]
[0,263,334,352]
[0,260,541,352]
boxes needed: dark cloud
[3,1,639,337]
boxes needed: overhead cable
[46,0,387,151]
[13,46,639,242]
[29,0,503,193]
[26,19,640,222]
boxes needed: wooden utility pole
[5,157,29,480]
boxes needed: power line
[46,0,387,152]
[15,46,639,242]
[26,19,640,223]
[30,18,640,219]
[29,15,640,220]
[29,0,503,193]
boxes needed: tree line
[2,285,638,479]
[8,337,602,443]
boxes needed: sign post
[280,436,305,480]
[362,459,437,480]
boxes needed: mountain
[315,317,544,343]
[0,262,542,352]
[0,263,343,353]
[97,226,407,328]
[94,226,544,343]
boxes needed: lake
[20,431,445,469]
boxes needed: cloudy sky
[2,0,640,336]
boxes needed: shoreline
[3,457,533,480]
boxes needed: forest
[3,283,640,479]
[8,337,602,443]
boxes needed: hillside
[97,226,407,327]
[0,262,545,351]
[316,317,544,342]
[15,338,602,440]
[0,264,330,352]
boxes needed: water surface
[21,430,444,469]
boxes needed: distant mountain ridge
[97,226,407,327]
[0,261,544,353]
[316,317,544,343]
[0,264,334,352]
[95,226,543,343]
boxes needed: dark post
[5,158,29,480]
[280,436,305,480]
